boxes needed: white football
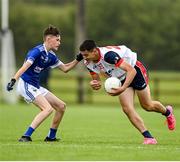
[104,77,121,93]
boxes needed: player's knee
[57,102,66,112]
[43,107,53,115]
[61,103,66,112]
[141,103,153,111]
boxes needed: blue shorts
[122,61,149,90]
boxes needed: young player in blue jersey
[6,25,83,142]
[79,40,176,145]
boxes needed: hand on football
[7,78,16,91]
[90,80,101,90]
[108,86,126,96]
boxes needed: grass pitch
[0,103,179,160]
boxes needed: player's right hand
[7,78,16,91]
[90,80,101,90]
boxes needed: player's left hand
[76,53,83,61]
[108,87,126,96]
[90,80,101,90]
[7,78,16,91]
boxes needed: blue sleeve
[26,48,40,63]
[104,51,121,64]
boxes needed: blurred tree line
[8,0,180,70]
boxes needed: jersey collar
[96,48,102,63]
[43,43,48,55]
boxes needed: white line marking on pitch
[1,143,180,150]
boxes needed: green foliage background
[9,0,75,64]
[8,0,180,70]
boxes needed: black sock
[163,108,171,117]
[142,130,153,138]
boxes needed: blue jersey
[21,44,63,88]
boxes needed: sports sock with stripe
[163,108,171,116]
[142,130,153,138]
[24,126,35,137]
[48,128,57,139]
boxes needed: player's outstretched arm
[6,61,32,91]
[58,60,78,73]
[58,53,83,73]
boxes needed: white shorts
[17,78,49,103]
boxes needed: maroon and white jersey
[84,45,137,81]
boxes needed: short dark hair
[43,25,60,37]
[79,40,97,51]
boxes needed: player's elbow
[62,66,70,73]
[59,66,69,73]
[63,69,69,73]
[132,68,137,76]
[129,67,136,77]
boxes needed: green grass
[0,103,180,160]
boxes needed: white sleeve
[124,48,137,67]
[50,60,64,69]
[26,59,34,64]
